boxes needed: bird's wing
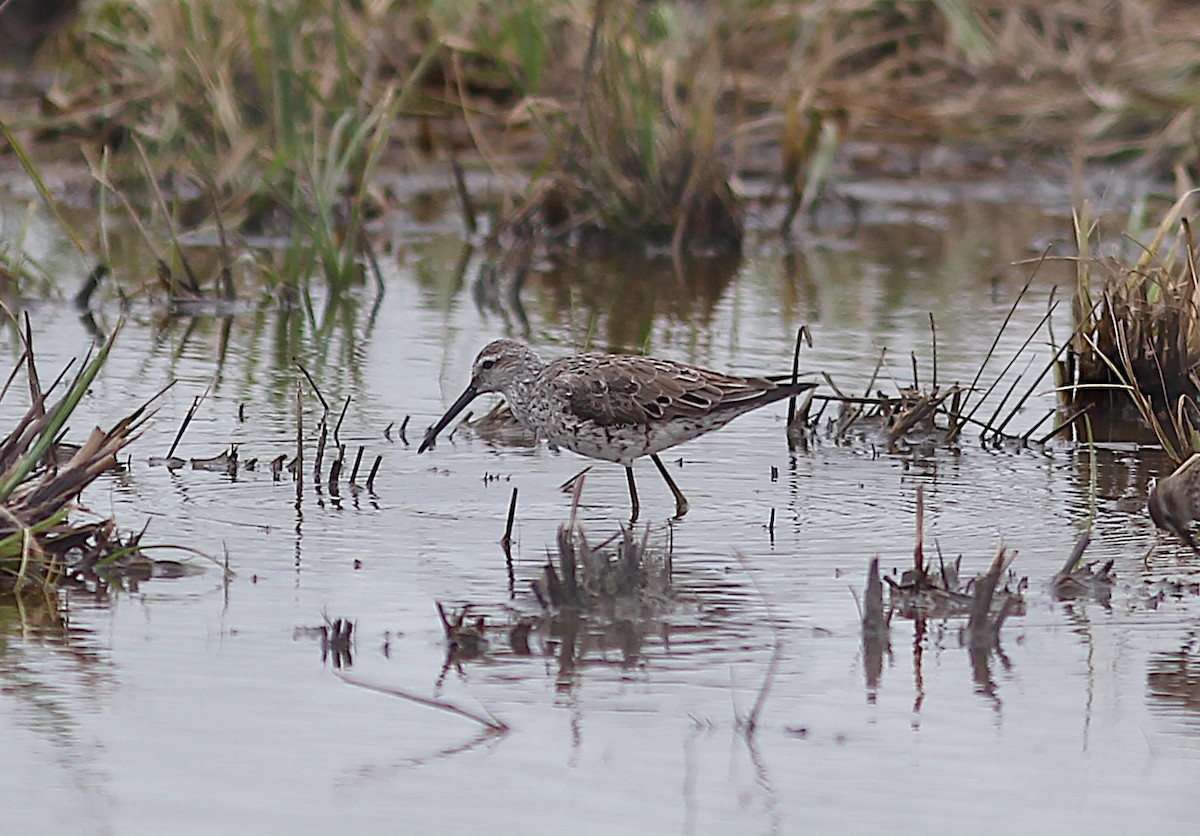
[556,354,776,426]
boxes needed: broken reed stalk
[350,445,365,483]
[295,362,330,414]
[979,354,1036,439]
[862,556,887,637]
[328,446,343,495]
[166,390,206,460]
[966,547,1012,650]
[313,422,327,480]
[366,455,382,492]
[450,153,477,236]
[1001,337,1075,440]
[501,486,518,548]
[333,396,351,449]
[1050,531,1093,589]
[786,325,811,431]
[1034,404,1092,445]
[295,382,304,506]
[929,313,938,389]
[398,415,410,445]
[914,484,925,577]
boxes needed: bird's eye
[480,359,496,370]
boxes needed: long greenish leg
[651,454,689,518]
[626,466,640,523]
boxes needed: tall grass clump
[1064,191,1200,460]
[481,1,746,272]
[26,0,437,294]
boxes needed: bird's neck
[500,362,543,427]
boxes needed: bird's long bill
[418,384,478,453]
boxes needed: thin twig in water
[166,383,211,460]
[1034,404,1092,445]
[787,325,811,430]
[732,549,783,739]
[949,257,1044,439]
[502,486,518,548]
[295,383,304,505]
[334,672,509,732]
[366,455,382,492]
[929,313,938,389]
[962,300,1057,441]
[334,396,351,449]
[295,362,330,413]
[1000,334,1074,439]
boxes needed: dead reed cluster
[792,291,1066,452]
[532,520,672,617]
[1064,193,1200,460]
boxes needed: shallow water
[3,174,1200,834]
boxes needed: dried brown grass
[1064,191,1200,459]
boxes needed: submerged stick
[350,445,365,484]
[73,264,110,309]
[366,455,382,493]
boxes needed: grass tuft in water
[0,319,161,593]
[1064,192,1200,459]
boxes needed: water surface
[2,172,1198,834]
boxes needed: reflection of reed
[532,252,740,351]
[1147,636,1200,720]
[0,590,114,808]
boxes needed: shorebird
[418,339,816,519]
[1148,453,1200,556]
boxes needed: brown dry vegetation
[3,2,1200,255]
[1060,192,1200,458]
